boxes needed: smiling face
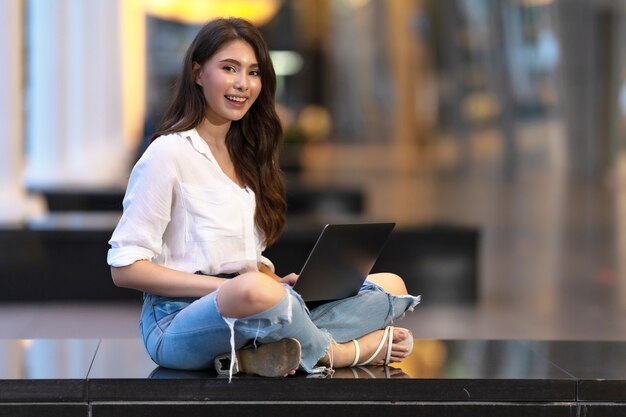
[193,39,262,125]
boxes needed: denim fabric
[309,281,419,343]
[140,280,419,373]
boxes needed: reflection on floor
[4,336,626,416]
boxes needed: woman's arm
[258,262,281,282]
[111,260,228,298]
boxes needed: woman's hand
[280,273,299,287]
[258,263,298,286]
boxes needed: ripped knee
[217,272,287,318]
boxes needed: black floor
[2,337,626,416]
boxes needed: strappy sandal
[350,326,414,367]
[214,338,301,377]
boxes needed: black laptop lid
[292,223,395,303]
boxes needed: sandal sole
[237,338,302,377]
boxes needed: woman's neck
[195,117,242,186]
[196,117,230,148]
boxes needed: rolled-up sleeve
[259,255,275,273]
[107,138,178,267]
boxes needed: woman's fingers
[281,273,299,286]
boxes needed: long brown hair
[152,18,286,246]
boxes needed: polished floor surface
[4,336,626,416]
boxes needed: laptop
[292,223,395,306]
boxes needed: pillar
[25,0,145,191]
[0,0,44,223]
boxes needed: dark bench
[0,220,479,304]
[40,185,365,217]
[2,337,626,416]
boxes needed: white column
[25,0,144,190]
[0,0,45,223]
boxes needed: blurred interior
[2,0,626,344]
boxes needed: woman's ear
[192,62,202,85]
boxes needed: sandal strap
[384,325,395,365]
[350,339,361,367]
[358,366,377,378]
[358,326,392,366]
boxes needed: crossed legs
[215,271,413,374]
[215,271,410,317]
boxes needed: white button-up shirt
[107,128,273,275]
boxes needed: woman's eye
[250,70,260,77]
[223,66,236,73]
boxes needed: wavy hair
[151,18,286,246]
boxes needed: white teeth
[226,96,246,103]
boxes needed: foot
[320,327,413,368]
[215,338,301,378]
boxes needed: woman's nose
[234,74,249,91]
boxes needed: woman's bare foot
[319,327,412,368]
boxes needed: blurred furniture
[1,187,477,303]
[266,223,480,305]
[0,218,478,303]
[41,185,364,217]
[0,214,136,302]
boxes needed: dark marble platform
[2,338,626,416]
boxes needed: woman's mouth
[225,95,247,103]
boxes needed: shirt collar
[182,128,211,156]
[181,128,251,194]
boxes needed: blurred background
[2,0,626,342]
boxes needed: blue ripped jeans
[140,280,420,373]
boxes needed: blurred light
[20,339,33,349]
[144,0,282,26]
[122,0,146,150]
[269,50,303,76]
[516,0,555,6]
[461,92,500,124]
[395,339,447,378]
[297,105,332,142]
[347,0,370,9]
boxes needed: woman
[107,17,419,378]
